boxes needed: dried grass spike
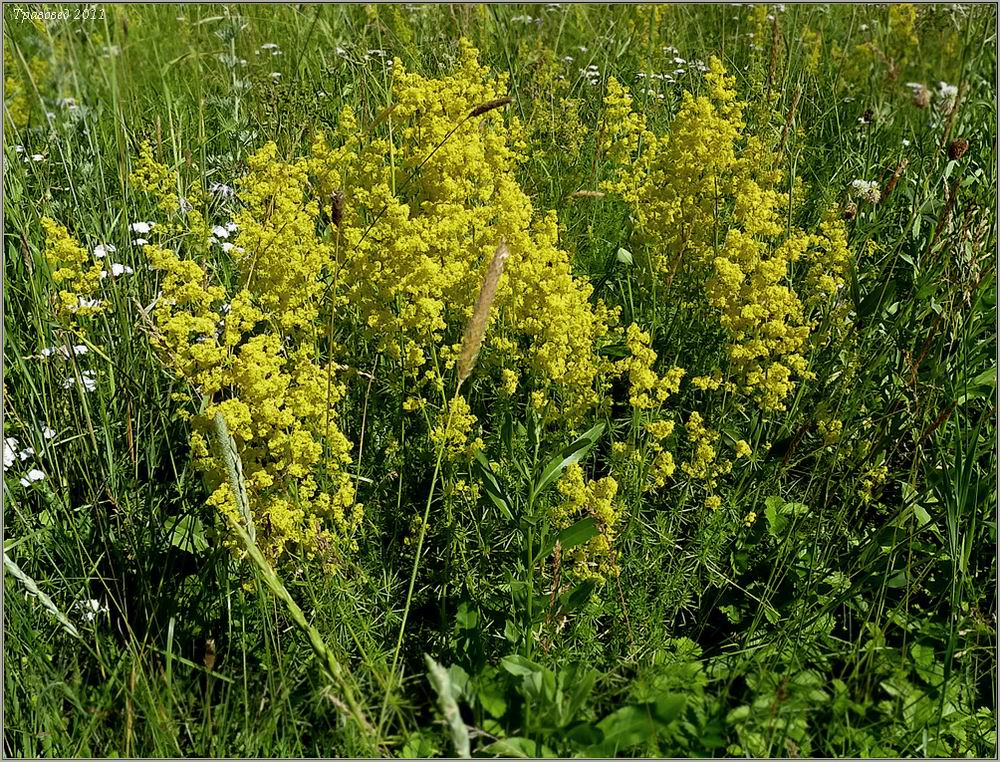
[468,97,511,119]
[882,158,909,200]
[457,240,509,389]
[330,190,345,227]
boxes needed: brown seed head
[203,638,217,671]
[948,138,970,160]
[911,84,931,108]
[468,97,512,119]
[457,240,509,389]
[330,190,345,227]
[842,201,857,221]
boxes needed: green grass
[4,3,997,757]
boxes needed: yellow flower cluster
[131,142,212,244]
[614,325,685,410]
[858,463,889,505]
[139,145,360,568]
[553,463,622,583]
[4,47,49,129]
[681,412,732,503]
[40,217,106,318]
[888,4,920,50]
[644,418,678,492]
[601,58,852,412]
[431,395,484,461]
[307,40,613,424]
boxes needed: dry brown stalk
[882,158,909,201]
[779,85,802,152]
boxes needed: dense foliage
[4,4,996,757]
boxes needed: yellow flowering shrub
[40,217,107,318]
[307,40,614,424]
[602,57,852,412]
[139,144,361,568]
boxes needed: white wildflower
[63,370,97,393]
[209,182,235,198]
[3,437,17,471]
[74,296,103,311]
[74,599,109,622]
[93,243,116,259]
[109,262,134,277]
[42,426,56,440]
[19,468,46,487]
[850,179,881,204]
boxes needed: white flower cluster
[4,431,54,487]
[849,179,881,204]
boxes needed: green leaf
[501,654,542,677]
[473,452,514,521]
[562,667,598,724]
[476,680,508,719]
[533,423,605,499]
[592,695,686,754]
[479,737,537,758]
[764,496,787,538]
[956,365,996,405]
[616,247,634,265]
[561,579,597,613]
[536,517,600,564]
[163,514,209,554]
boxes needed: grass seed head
[457,240,509,389]
[468,96,511,118]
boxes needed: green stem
[376,385,461,741]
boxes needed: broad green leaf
[501,654,542,677]
[163,514,209,554]
[533,423,605,499]
[764,496,787,538]
[480,737,538,758]
[592,694,686,754]
[956,365,996,405]
[563,667,598,725]
[561,579,597,613]
[537,517,600,563]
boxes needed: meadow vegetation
[3,3,997,757]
